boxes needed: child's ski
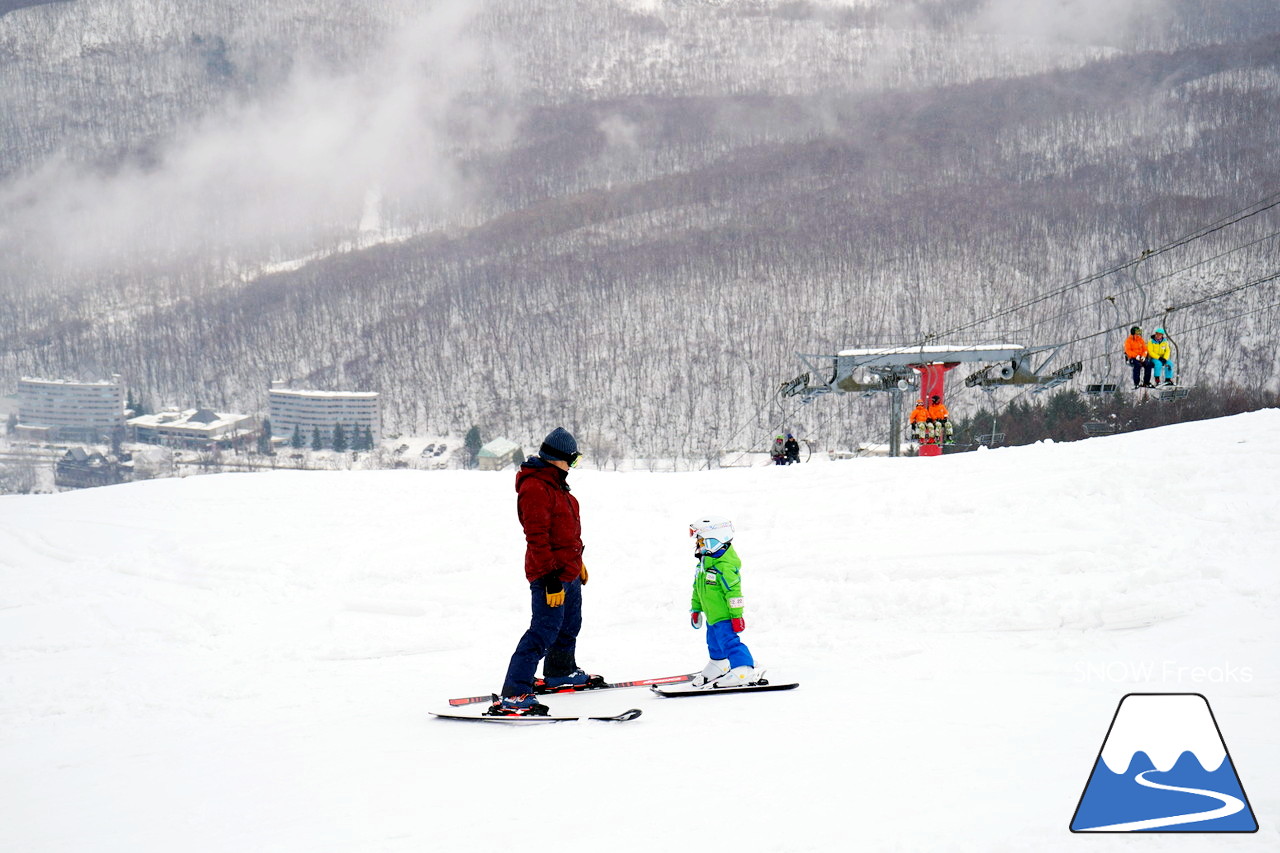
[430,708,642,724]
[447,672,696,706]
[651,681,799,698]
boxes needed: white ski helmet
[689,515,734,555]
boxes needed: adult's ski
[430,708,643,724]
[447,672,696,707]
[651,681,799,698]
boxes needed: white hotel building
[16,376,126,442]
[267,381,380,448]
[128,408,255,450]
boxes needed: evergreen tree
[291,426,305,449]
[1044,389,1089,439]
[257,417,274,455]
[311,426,323,451]
[464,426,482,469]
[332,423,348,452]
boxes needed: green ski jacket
[690,544,744,626]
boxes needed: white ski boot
[691,659,729,687]
[710,665,756,689]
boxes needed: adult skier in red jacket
[490,427,599,716]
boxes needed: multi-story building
[128,408,255,450]
[16,376,126,442]
[267,381,380,449]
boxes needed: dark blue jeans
[501,578,582,697]
[1129,357,1152,386]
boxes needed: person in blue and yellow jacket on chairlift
[1148,328,1175,387]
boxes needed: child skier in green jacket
[688,516,757,688]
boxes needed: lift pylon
[913,362,959,457]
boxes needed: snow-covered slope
[3,412,1279,851]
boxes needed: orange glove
[579,563,588,585]
[543,576,565,608]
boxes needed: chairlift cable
[1165,297,1280,336]
[934,189,1280,341]
[1001,227,1280,336]
[707,384,785,470]
[1004,267,1280,353]
[961,290,1280,436]
[718,390,807,469]
[748,194,1280,459]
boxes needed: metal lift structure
[780,342,1081,457]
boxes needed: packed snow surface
[3,411,1279,851]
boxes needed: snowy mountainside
[3,410,1278,851]
[2,2,1280,460]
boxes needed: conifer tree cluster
[952,384,1280,450]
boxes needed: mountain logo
[1070,693,1258,832]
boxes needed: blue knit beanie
[539,427,578,463]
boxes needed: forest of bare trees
[1,0,1278,465]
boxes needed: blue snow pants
[706,619,754,669]
[501,578,582,697]
[1152,358,1175,382]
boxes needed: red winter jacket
[515,459,584,584]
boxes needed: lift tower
[779,343,1081,457]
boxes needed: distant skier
[771,435,787,465]
[909,400,931,442]
[926,395,954,445]
[1148,328,1175,386]
[687,516,757,688]
[784,434,800,464]
[1124,326,1154,388]
[488,427,600,717]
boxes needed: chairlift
[1084,295,1124,396]
[1083,421,1117,436]
[1152,311,1191,401]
